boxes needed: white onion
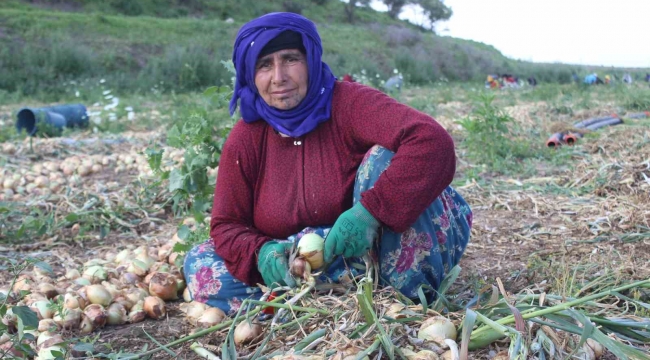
[417,316,457,344]
[83,304,107,329]
[128,300,146,323]
[234,321,263,346]
[85,285,113,306]
[197,307,226,328]
[38,319,59,332]
[53,308,81,330]
[83,265,108,284]
[38,283,59,300]
[297,233,325,270]
[149,272,178,300]
[65,269,81,280]
[179,301,207,324]
[30,300,54,319]
[143,296,166,319]
[79,315,94,335]
[106,303,127,325]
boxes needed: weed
[456,92,541,173]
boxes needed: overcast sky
[369,0,650,68]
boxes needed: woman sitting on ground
[183,12,473,314]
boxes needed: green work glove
[324,202,380,264]
[257,241,297,288]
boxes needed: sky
[369,0,650,68]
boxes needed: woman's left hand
[323,202,380,263]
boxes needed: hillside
[0,0,643,97]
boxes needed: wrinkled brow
[256,50,304,67]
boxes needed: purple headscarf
[229,12,336,137]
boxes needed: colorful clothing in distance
[184,146,472,314]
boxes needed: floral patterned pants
[184,145,473,315]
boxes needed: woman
[183,12,472,314]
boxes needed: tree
[344,0,371,23]
[383,0,408,19]
[418,0,452,29]
[382,0,452,27]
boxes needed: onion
[37,331,63,349]
[83,265,108,283]
[234,321,263,346]
[126,260,149,277]
[2,310,17,333]
[115,249,131,264]
[37,345,66,360]
[74,277,92,286]
[290,257,311,280]
[38,319,59,332]
[125,288,149,305]
[417,316,457,344]
[100,281,122,298]
[64,293,86,310]
[84,258,107,267]
[586,339,604,359]
[65,269,81,280]
[85,285,113,306]
[25,292,48,305]
[128,300,146,323]
[104,251,116,262]
[182,287,192,302]
[158,244,173,261]
[198,307,226,328]
[400,348,438,360]
[106,303,128,325]
[122,272,141,285]
[53,308,82,330]
[13,275,32,293]
[297,233,325,270]
[113,294,134,311]
[579,343,596,360]
[30,300,54,319]
[38,283,59,300]
[83,304,108,329]
[79,315,94,335]
[149,272,178,300]
[179,301,207,324]
[135,252,155,268]
[168,252,183,267]
[143,296,166,319]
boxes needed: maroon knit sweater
[210,81,456,286]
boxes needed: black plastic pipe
[16,104,88,136]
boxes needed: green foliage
[622,87,650,111]
[146,61,235,220]
[457,93,541,173]
[0,257,42,359]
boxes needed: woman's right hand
[257,241,297,288]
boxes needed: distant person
[572,73,581,83]
[342,74,355,82]
[645,73,650,82]
[486,74,500,89]
[584,73,600,85]
[182,12,472,313]
[384,74,403,93]
[527,76,537,87]
[623,73,632,84]
[604,75,611,84]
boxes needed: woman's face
[254,49,308,110]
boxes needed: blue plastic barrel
[16,104,88,135]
